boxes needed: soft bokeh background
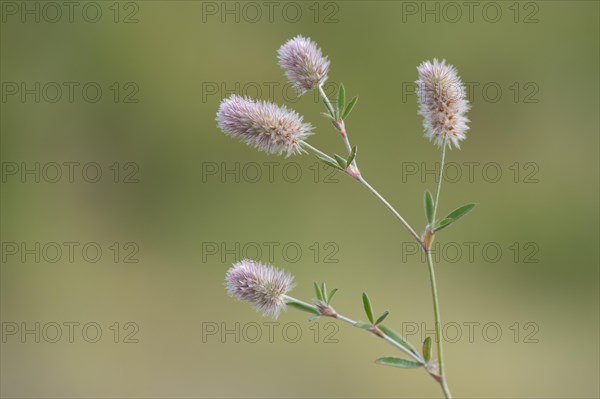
[1,1,598,398]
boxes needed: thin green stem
[425,137,452,399]
[317,84,358,170]
[357,176,424,247]
[334,313,425,365]
[301,140,423,249]
[318,84,336,117]
[426,251,452,398]
[432,141,447,224]
[300,141,336,164]
[283,295,317,311]
[300,139,453,396]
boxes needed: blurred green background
[1,1,598,398]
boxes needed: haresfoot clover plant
[217,36,475,399]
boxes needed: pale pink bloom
[416,59,470,149]
[226,259,294,319]
[216,95,312,156]
[278,35,330,95]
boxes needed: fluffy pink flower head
[416,59,470,149]
[216,95,313,156]
[278,35,330,95]
[225,259,295,319]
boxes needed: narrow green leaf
[328,288,338,304]
[434,218,452,232]
[342,96,358,120]
[320,112,336,121]
[375,311,390,325]
[434,203,476,232]
[424,191,434,224]
[346,146,357,167]
[308,315,320,321]
[446,203,476,220]
[423,337,432,363]
[378,325,418,355]
[286,300,320,316]
[318,158,343,171]
[313,282,323,301]
[338,84,345,116]
[334,154,347,169]
[362,292,375,324]
[375,357,421,369]
[354,321,373,329]
[321,282,328,303]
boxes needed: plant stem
[333,312,425,365]
[357,176,424,247]
[283,295,317,310]
[283,295,457,383]
[300,138,451,397]
[426,251,452,398]
[300,141,337,164]
[432,141,447,224]
[318,84,336,118]
[318,84,358,169]
[427,138,452,399]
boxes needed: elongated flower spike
[416,59,470,149]
[225,259,295,319]
[278,35,330,95]
[216,95,313,156]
